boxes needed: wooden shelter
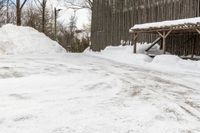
[91,0,200,56]
[130,17,200,58]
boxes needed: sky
[57,8,91,29]
[48,0,91,29]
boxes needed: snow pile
[151,55,200,72]
[130,17,200,31]
[85,45,200,73]
[0,24,66,55]
[85,44,153,65]
[152,55,181,65]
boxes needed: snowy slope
[0,24,66,55]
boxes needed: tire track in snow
[88,58,200,126]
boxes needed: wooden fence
[91,0,200,55]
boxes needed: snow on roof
[130,17,200,32]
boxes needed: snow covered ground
[0,25,200,133]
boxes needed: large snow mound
[0,24,66,55]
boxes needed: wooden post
[158,30,172,54]
[133,33,138,53]
[163,31,166,54]
[191,41,195,59]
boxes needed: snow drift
[0,24,66,55]
[85,45,200,73]
[84,44,154,65]
[151,55,200,72]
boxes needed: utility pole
[54,8,57,40]
[54,8,61,40]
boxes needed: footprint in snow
[52,127,75,133]
[9,93,30,100]
[13,114,34,122]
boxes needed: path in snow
[0,54,200,133]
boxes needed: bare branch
[36,0,42,6]
[33,0,42,12]
[20,0,28,9]
[9,0,16,6]
[64,1,89,9]
[85,0,92,9]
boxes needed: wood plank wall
[91,0,200,55]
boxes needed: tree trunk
[16,0,21,25]
[54,8,57,40]
[6,0,9,23]
[42,0,45,33]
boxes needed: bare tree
[64,0,92,9]
[23,2,54,37]
[68,13,77,33]
[12,0,28,25]
[68,14,77,51]
[84,0,92,9]
[6,0,9,23]
[0,0,6,26]
[34,0,47,33]
[23,3,39,29]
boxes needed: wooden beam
[145,37,162,52]
[191,36,197,59]
[158,30,172,38]
[196,29,200,34]
[165,30,172,38]
[157,31,164,38]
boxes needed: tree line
[0,0,92,52]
